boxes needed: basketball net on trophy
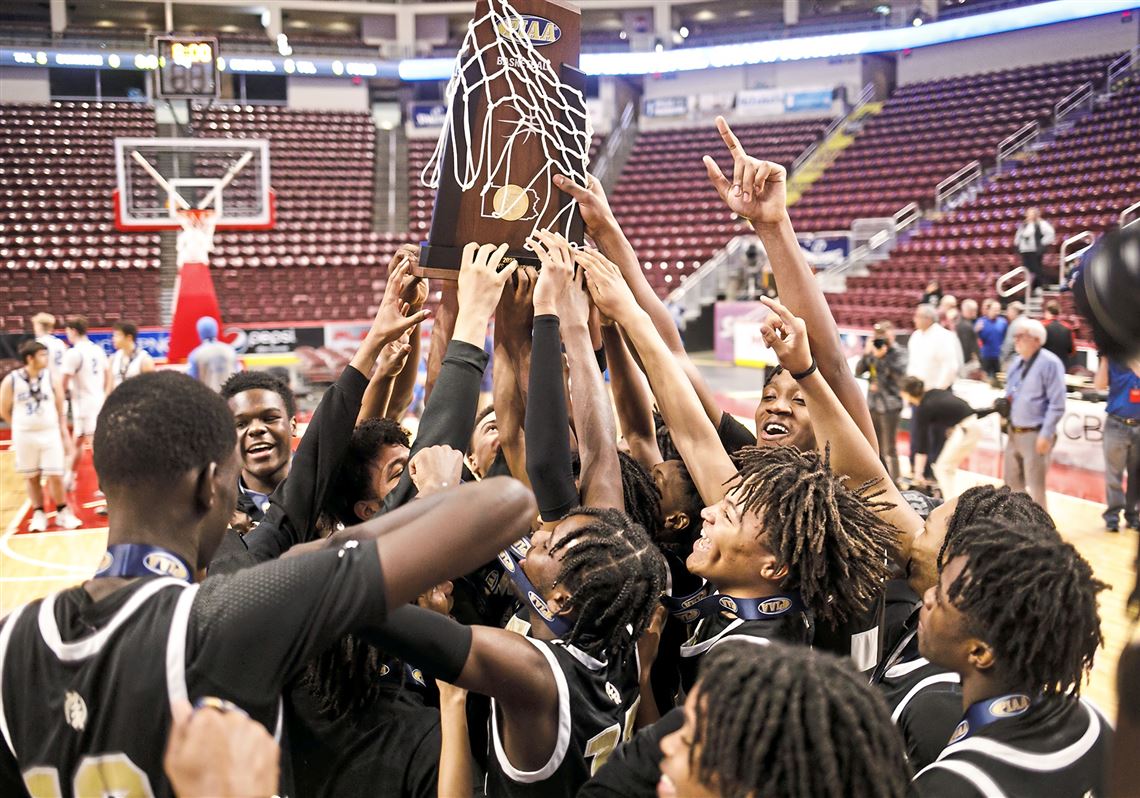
[421,0,591,245]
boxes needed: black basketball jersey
[0,543,388,798]
[678,607,812,693]
[485,638,641,798]
[813,584,886,674]
[912,697,1112,797]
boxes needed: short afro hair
[94,372,236,489]
[331,418,411,525]
[220,370,296,418]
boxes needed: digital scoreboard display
[155,36,219,99]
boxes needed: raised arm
[757,297,924,552]
[577,247,737,504]
[357,331,412,423]
[703,115,878,452]
[493,267,537,485]
[532,231,623,511]
[554,174,725,428]
[601,323,662,471]
[436,681,473,798]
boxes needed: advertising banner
[796,232,851,270]
[409,102,449,129]
[735,87,784,116]
[714,301,765,362]
[643,95,689,118]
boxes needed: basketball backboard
[112,137,274,231]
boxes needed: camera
[872,338,887,348]
[992,396,1011,419]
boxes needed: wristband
[789,358,818,381]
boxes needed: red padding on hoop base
[167,262,223,364]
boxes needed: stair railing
[1058,231,1095,287]
[935,160,982,206]
[790,82,874,175]
[995,121,1039,169]
[1106,46,1139,92]
[1120,200,1140,229]
[996,265,1031,306]
[893,202,921,233]
[665,235,755,311]
[1054,82,1093,125]
[592,101,635,189]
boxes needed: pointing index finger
[716,115,742,155]
[760,295,797,326]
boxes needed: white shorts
[14,428,66,476]
[72,396,103,437]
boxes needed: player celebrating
[0,341,81,532]
[60,315,109,488]
[912,520,1111,795]
[108,321,155,389]
[0,371,537,798]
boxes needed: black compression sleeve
[525,315,578,521]
[359,605,474,684]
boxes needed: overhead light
[277,33,292,56]
[693,9,716,22]
[655,42,664,53]
[619,30,627,40]
[679,26,689,38]
[874,4,891,15]
[261,9,270,28]
[912,17,923,26]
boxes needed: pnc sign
[496,15,561,46]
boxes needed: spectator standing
[937,294,958,324]
[975,299,1007,379]
[1000,301,1025,367]
[187,316,239,392]
[1095,356,1140,532]
[900,376,983,500]
[855,321,908,483]
[907,304,962,391]
[1013,207,1055,293]
[956,298,981,371]
[1042,300,1076,368]
[1003,318,1067,510]
[920,279,942,306]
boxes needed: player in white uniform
[109,321,156,389]
[31,312,68,380]
[0,341,82,531]
[61,315,110,486]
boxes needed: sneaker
[1127,518,1140,532]
[55,507,82,530]
[28,510,48,533]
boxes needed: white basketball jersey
[64,339,108,405]
[9,369,60,433]
[36,335,68,378]
[109,349,150,388]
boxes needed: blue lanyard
[95,544,194,583]
[664,587,804,624]
[496,538,575,638]
[948,692,1035,744]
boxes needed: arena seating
[0,101,162,330]
[193,104,408,324]
[610,118,828,296]
[828,79,1140,340]
[792,54,1116,233]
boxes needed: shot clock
[154,36,220,100]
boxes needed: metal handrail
[593,101,636,187]
[996,121,1039,168]
[1120,200,1140,229]
[791,82,873,174]
[1058,231,1095,287]
[1106,46,1140,91]
[665,235,753,306]
[1054,81,1093,124]
[893,202,921,232]
[935,160,982,206]
[996,266,1031,304]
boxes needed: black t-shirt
[912,697,1112,797]
[1043,319,1074,364]
[0,543,387,797]
[911,389,974,456]
[578,707,684,798]
[717,411,757,454]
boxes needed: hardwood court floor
[0,437,1135,722]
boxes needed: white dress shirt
[907,324,963,390]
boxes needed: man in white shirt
[0,341,82,531]
[31,312,68,379]
[907,304,963,391]
[1013,207,1055,294]
[61,315,109,487]
[109,321,156,389]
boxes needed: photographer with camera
[900,376,982,500]
[856,321,907,484]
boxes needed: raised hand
[373,254,432,344]
[758,296,813,375]
[573,247,640,322]
[530,230,581,319]
[375,329,413,378]
[497,264,536,346]
[552,172,616,241]
[703,115,788,226]
[455,242,517,346]
[408,444,465,497]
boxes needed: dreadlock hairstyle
[653,410,680,463]
[938,485,1054,569]
[550,506,666,658]
[729,444,895,625]
[304,634,393,722]
[691,641,910,798]
[618,450,662,536]
[942,519,1106,697]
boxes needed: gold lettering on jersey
[64,691,87,731]
[990,694,1031,717]
[143,552,189,581]
[604,681,621,705]
[495,16,561,46]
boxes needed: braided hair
[550,506,666,658]
[618,450,662,537]
[304,634,392,721]
[729,445,895,625]
[942,519,1106,696]
[938,485,1053,569]
[691,641,910,798]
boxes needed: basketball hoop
[175,207,218,266]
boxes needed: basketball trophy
[417,0,591,278]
